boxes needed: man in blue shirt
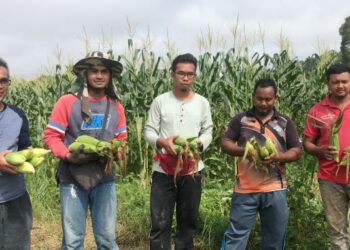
[0,58,32,249]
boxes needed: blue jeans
[60,181,118,250]
[221,190,288,250]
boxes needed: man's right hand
[156,135,179,156]
[65,144,99,165]
[0,150,18,174]
[318,145,338,160]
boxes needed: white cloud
[0,0,349,77]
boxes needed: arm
[198,99,213,150]
[144,99,161,148]
[16,108,32,150]
[221,138,245,157]
[220,114,243,157]
[44,127,69,159]
[303,136,337,160]
[144,98,177,156]
[303,106,337,160]
[114,102,127,140]
[43,95,72,160]
[264,147,301,164]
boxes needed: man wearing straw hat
[44,51,127,249]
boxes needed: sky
[1,0,349,78]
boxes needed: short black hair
[171,53,197,72]
[0,58,9,73]
[326,63,350,81]
[253,78,277,95]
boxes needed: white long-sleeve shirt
[144,91,213,173]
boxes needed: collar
[246,107,281,122]
[0,102,6,112]
[320,94,350,110]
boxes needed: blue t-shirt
[0,103,32,203]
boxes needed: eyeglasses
[0,78,11,86]
[175,71,196,79]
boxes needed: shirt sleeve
[223,114,242,143]
[198,99,213,150]
[303,106,320,139]
[114,103,127,140]
[43,95,73,159]
[285,117,302,149]
[144,99,161,147]
[17,108,32,150]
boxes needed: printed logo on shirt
[320,113,336,121]
[81,114,110,130]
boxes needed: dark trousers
[0,192,32,250]
[149,171,202,250]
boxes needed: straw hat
[73,51,123,76]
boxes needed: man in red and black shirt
[221,79,301,249]
[304,63,350,250]
[44,51,127,249]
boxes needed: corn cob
[172,136,200,186]
[241,137,279,174]
[5,148,50,174]
[28,156,45,167]
[32,148,51,157]
[19,149,34,160]
[68,141,98,154]
[5,152,27,165]
[76,135,101,146]
[69,135,128,174]
[265,138,279,157]
[17,162,35,173]
[338,146,350,182]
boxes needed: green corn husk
[17,162,35,173]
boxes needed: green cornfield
[6,38,340,249]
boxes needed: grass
[28,161,329,249]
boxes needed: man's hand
[65,144,99,165]
[261,153,281,165]
[0,150,18,174]
[318,145,338,160]
[156,135,179,156]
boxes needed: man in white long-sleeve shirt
[144,53,213,250]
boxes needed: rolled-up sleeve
[144,99,160,147]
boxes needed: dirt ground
[31,219,148,250]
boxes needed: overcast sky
[1,0,349,78]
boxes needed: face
[171,63,196,92]
[327,72,350,99]
[0,66,10,102]
[86,65,111,91]
[252,86,277,117]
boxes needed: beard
[180,85,191,92]
[88,85,107,94]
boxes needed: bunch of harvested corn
[337,147,350,182]
[173,136,200,181]
[5,148,51,173]
[307,111,343,163]
[68,135,127,174]
[242,137,279,173]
